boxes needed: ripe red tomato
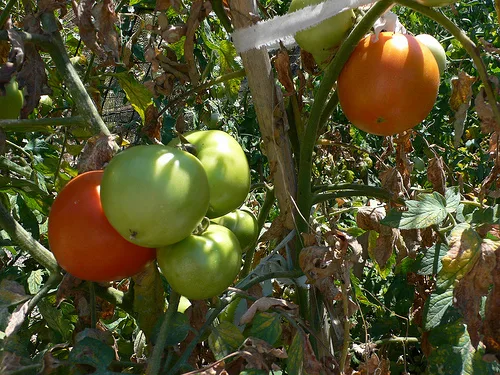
[337,32,440,136]
[48,171,156,282]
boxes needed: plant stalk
[0,0,17,29]
[0,200,60,274]
[146,291,181,375]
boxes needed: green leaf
[381,192,449,229]
[208,321,245,360]
[445,186,461,212]
[350,272,380,310]
[69,337,114,370]
[0,176,52,214]
[427,320,497,375]
[38,298,75,342]
[436,223,482,291]
[27,269,44,294]
[287,331,303,375]
[249,312,282,346]
[113,72,153,124]
[16,195,40,239]
[417,242,449,276]
[423,289,457,331]
[132,263,165,339]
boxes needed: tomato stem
[146,290,181,375]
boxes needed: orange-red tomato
[48,171,156,282]
[337,32,440,136]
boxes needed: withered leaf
[302,333,324,375]
[5,301,29,337]
[239,297,298,325]
[184,0,204,85]
[240,337,287,371]
[358,353,391,375]
[483,246,500,357]
[156,0,182,11]
[427,156,446,195]
[454,240,497,346]
[76,134,117,173]
[356,203,386,232]
[274,47,294,97]
[475,87,500,134]
[450,71,476,145]
[380,167,405,200]
[142,104,162,141]
[92,0,120,64]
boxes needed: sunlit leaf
[208,321,245,360]
[113,72,153,124]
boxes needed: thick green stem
[373,336,420,346]
[211,0,233,33]
[0,200,60,274]
[312,187,397,205]
[39,12,112,138]
[296,0,396,241]
[0,0,17,28]
[395,0,500,127]
[0,116,85,132]
[146,291,181,375]
[0,156,32,177]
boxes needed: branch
[0,200,60,274]
[39,12,114,139]
[0,116,85,132]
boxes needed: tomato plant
[415,34,447,75]
[211,208,258,252]
[416,0,455,6]
[156,224,242,300]
[48,171,156,282]
[0,77,24,119]
[170,130,251,218]
[100,145,210,248]
[288,0,354,66]
[337,32,440,136]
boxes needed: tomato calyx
[175,131,198,156]
[193,217,211,235]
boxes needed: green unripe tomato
[288,0,355,66]
[0,77,24,119]
[100,145,210,248]
[416,34,447,75]
[170,130,251,218]
[211,208,259,252]
[157,224,242,300]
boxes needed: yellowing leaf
[437,223,482,291]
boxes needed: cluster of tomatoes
[48,130,258,300]
[289,0,448,136]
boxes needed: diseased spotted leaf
[287,332,304,375]
[381,192,449,230]
[249,312,282,346]
[436,223,482,291]
[208,321,245,360]
[454,240,497,346]
[450,72,475,147]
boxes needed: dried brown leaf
[92,0,120,64]
[395,132,413,192]
[0,352,22,373]
[371,226,398,268]
[162,25,187,44]
[450,72,476,145]
[142,104,162,141]
[184,0,204,85]
[72,0,100,57]
[299,246,340,280]
[300,49,317,75]
[259,214,288,242]
[475,87,500,134]
[480,163,500,202]
[76,134,117,173]
[274,47,294,97]
[454,241,497,346]
[240,337,287,371]
[38,0,67,14]
[5,300,29,337]
[303,333,324,375]
[358,353,391,375]
[239,297,298,325]
[356,203,386,232]
[380,167,405,200]
[427,156,446,195]
[483,246,500,358]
